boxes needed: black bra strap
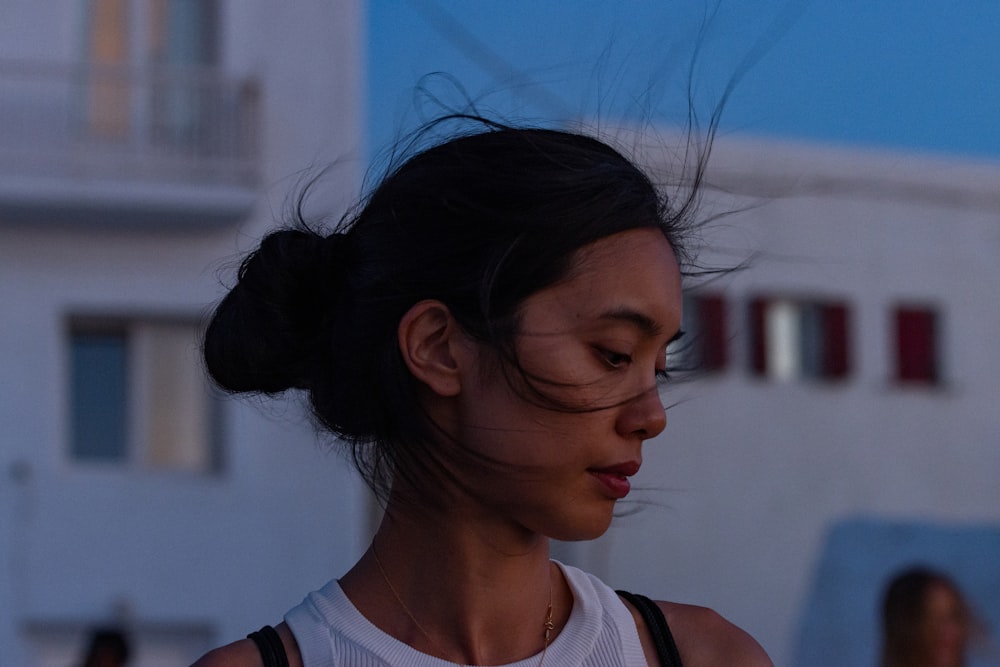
[247,625,290,667]
[617,590,684,667]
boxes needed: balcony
[0,60,260,229]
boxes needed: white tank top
[285,561,649,666]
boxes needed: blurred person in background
[80,627,131,667]
[880,566,983,667]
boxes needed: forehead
[525,228,682,333]
[924,582,963,609]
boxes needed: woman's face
[921,581,969,667]
[448,227,682,541]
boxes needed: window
[749,296,850,381]
[84,0,220,142]
[85,0,131,138]
[70,327,129,460]
[148,0,220,146]
[681,292,729,372]
[893,305,940,384]
[68,317,221,473]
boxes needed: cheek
[457,390,604,479]
[516,340,638,411]
[518,336,592,384]
[457,341,618,466]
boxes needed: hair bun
[204,228,347,394]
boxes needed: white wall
[0,1,82,62]
[1,1,366,664]
[584,136,1000,666]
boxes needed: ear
[397,300,467,397]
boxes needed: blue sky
[367,1,1000,162]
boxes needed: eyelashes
[595,330,685,383]
[599,348,632,368]
[597,348,672,384]
[658,329,687,383]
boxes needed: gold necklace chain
[370,544,555,666]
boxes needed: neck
[340,503,571,665]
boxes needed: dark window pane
[821,303,850,379]
[799,302,850,380]
[799,302,823,378]
[748,298,768,376]
[71,332,128,460]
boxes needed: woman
[194,118,772,666]
[880,566,976,667]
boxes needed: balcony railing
[0,60,260,227]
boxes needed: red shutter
[895,307,938,383]
[822,303,849,379]
[698,294,728,371]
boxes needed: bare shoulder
[658,601,773,667]
[189,638,262,667]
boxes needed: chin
[546,508,615,542]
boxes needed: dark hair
[880,566,970,667]
[81,627,130,667]
[204,115,705,503]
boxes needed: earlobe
[397,300,464,397]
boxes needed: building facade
[566,134,1000,666]
[0,1,364,664]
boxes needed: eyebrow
[598,307,682,343]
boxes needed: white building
[569,135,1000,667]
[1,1,366,664]
[2,3,999,666]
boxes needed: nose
[615,385,667,440]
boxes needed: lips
[588,460,640,499]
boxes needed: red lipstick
[588,461,640,499]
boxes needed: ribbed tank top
[285,561,650,666]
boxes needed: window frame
[747,294,852,383]
[66,313,223,474]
